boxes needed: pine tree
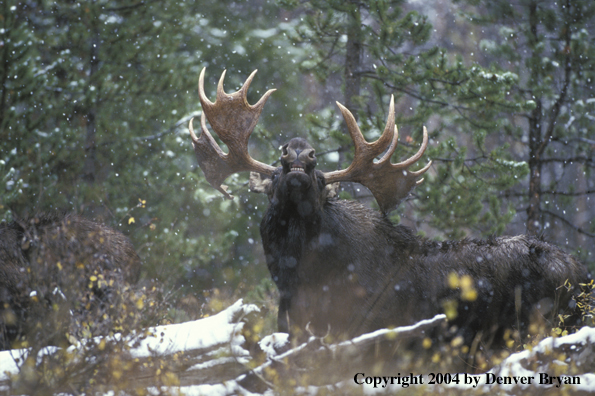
[0,0,306,308]
[281,0,594,267]
[281,0,529,239]
[454,0,595,264]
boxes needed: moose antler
[324,96,431,213]
[189,68,277,199]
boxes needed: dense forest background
[2,0,594,325]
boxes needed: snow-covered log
[236,313,448,391]
[1,300,594,396]
[470,325,595,395]
[0,299,259,394]
[352,326,595,396]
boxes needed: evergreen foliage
[0,0,593,351]
[1,0,594,393]
[282,0,594,266]
[451,0,595,263]
[1,0,305,319]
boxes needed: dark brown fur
[259,138,590,368]
[0,213,141,350]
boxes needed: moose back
[189,69,590,365]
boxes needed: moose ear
[249,172,273,195]
[323,182,340,200]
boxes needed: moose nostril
[309,150,315,159]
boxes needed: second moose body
[0,212,141,350]
[189,69,589,363]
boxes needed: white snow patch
[258,333,289,358]
[133,299,258,358]
[0,300,259,385]
[496,159,526,168]
[250,28,277,39]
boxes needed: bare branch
[542,209,595,238]
[542,189,595,196]
[239,314,447,388]
[537,7,573,157]
[132,112,200,142]
[539,156,595,165]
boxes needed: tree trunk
[82,111,97,183]
[344,4,362,116]
[525,1,542,236]
[527,101,543,235]
[82,30,100,184]
[338,3,362,186]
[0,3,14,136]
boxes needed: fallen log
[0,299,259,394]
[237,313,448,391]
[1,300,594,396]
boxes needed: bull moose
[189,69,590,367]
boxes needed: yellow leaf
[163,371,179,386]
[460,275,473,289]
[450,336,464,348]
[462,288,477,301]
[447,272,459,289]
[128,217,135,224]
[442,299,458,320]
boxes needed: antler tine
[370,95,397,158]
[332,95,397,166]
[323,98,432,213]
[336,102,367,152]
[394,126,430,168]
[238,70,255,100]
[216,69,228,101]
[198,67,215,107]
[190,68,277,199]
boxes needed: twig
[542,209,595,238]
[541,189,595,196]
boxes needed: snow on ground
[0,349,24,382]
[483,326,595,393]
[358,326,595,395]
[258,333,289,358]
[2,302,594,395]
[133,298,259,359]
[0,299,259,388]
